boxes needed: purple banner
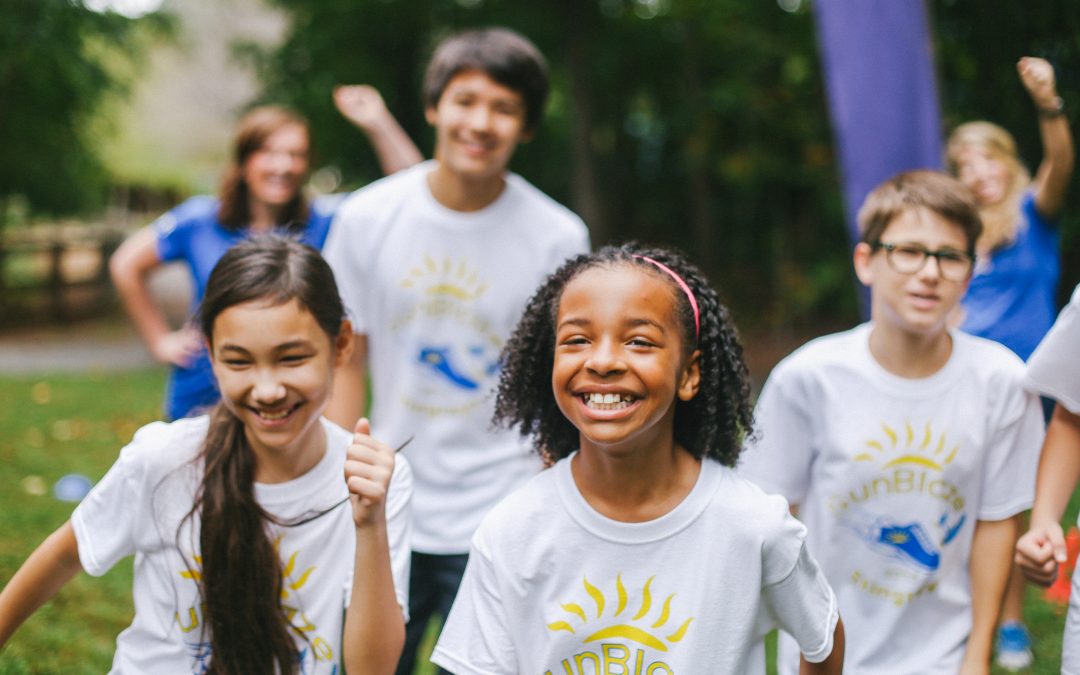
[814,0,943,246]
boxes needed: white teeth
[583,393,634,410]
[258,408,290,420]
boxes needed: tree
[0,0,164,219]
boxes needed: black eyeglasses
[871,241,975,281]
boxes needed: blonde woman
[947,56,1074,671]
[948,56,1074,363]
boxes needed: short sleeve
[70,434,155,575]
[740,367,816,505]
[1026,284,1080,414]
[978,372,1044,520]
[322,197,370,336]
[386,456,414,620]
[763,543,839,663]
[431,533,517,675]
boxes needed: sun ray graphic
[400,255,487,301]
[546,574,694,652]
[855,419,960,472]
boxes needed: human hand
[151,327,202,367]
[334,85,392,132]
[1015,520,1067,586]
[344,418,395,527]
[1018,56,1059,109]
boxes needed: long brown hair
[218,106,310,231]
[179,235,344,673]
[946,121,1031,252]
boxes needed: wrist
[1038,95,1065,119]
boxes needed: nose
[585,338,626,376]
[917,254,943,282]
[466,104,493,133]
[251,368,287,404]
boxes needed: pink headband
[634,255,700,340]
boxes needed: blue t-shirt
[153,194,342,419]
[961,192,1060,361]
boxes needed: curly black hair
[494,243,754,467]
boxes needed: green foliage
[0,1,169,219]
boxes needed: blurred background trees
[4,0,1079,332]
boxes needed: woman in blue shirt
[110,88,421,420]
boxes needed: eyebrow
[217,339,314,354]
[556,317,666,331]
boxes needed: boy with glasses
[741,170,1044,674]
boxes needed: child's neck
[571,440,701,524]
[426,163,506,212]
[248,424,327,484]
[867,322,953,378]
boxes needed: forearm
[965,518,1019,665]
[109,229,171,349]
[1031,407,1080,528]
[799,618,844,675]
[0,522,83,647]
[343,520,404,674]
[366,116,423,176]
[1034,115,1075,214]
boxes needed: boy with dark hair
[324,26,589,674]
[741,170,1044,673]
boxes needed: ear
[852,242,876,287]
[677,349,702,402]
[334,320,355,367]
[425,106,438,127]
[518,127,535,144]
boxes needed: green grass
[0,369,1075,673]
[0,370,165,674]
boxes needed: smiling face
[854,208,972,337]
[552,265,700,459]
[242,123,310,213]
[952,144,1012,207]
[209,298,349,467]
[425,69,530,185]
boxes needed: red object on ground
[1044,527,1080,604]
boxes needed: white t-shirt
[324,161,590,554]
[1024,284,1080,675]
[431,456,838,674]
[740,323,1044,674]
[1026,283,1080,415]
[70,416,412,675]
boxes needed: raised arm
[0,522,83,648]
[962,516,1019,673]
[1016,405,1080,585]
[334,85,423,176]
[342,418,405,674]
[1019,57,1075,219]
[109,226,201,367]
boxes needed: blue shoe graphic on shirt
[876,523,941,571]
[418,347,480,390]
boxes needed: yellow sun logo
[177,536,317,601]
[546,575,693,652]
[401,255,488,301]
[854,420,959,472]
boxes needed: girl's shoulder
[116,415,210,480]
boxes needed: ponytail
[179,404,300,673]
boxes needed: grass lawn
[0,369,1074,673]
